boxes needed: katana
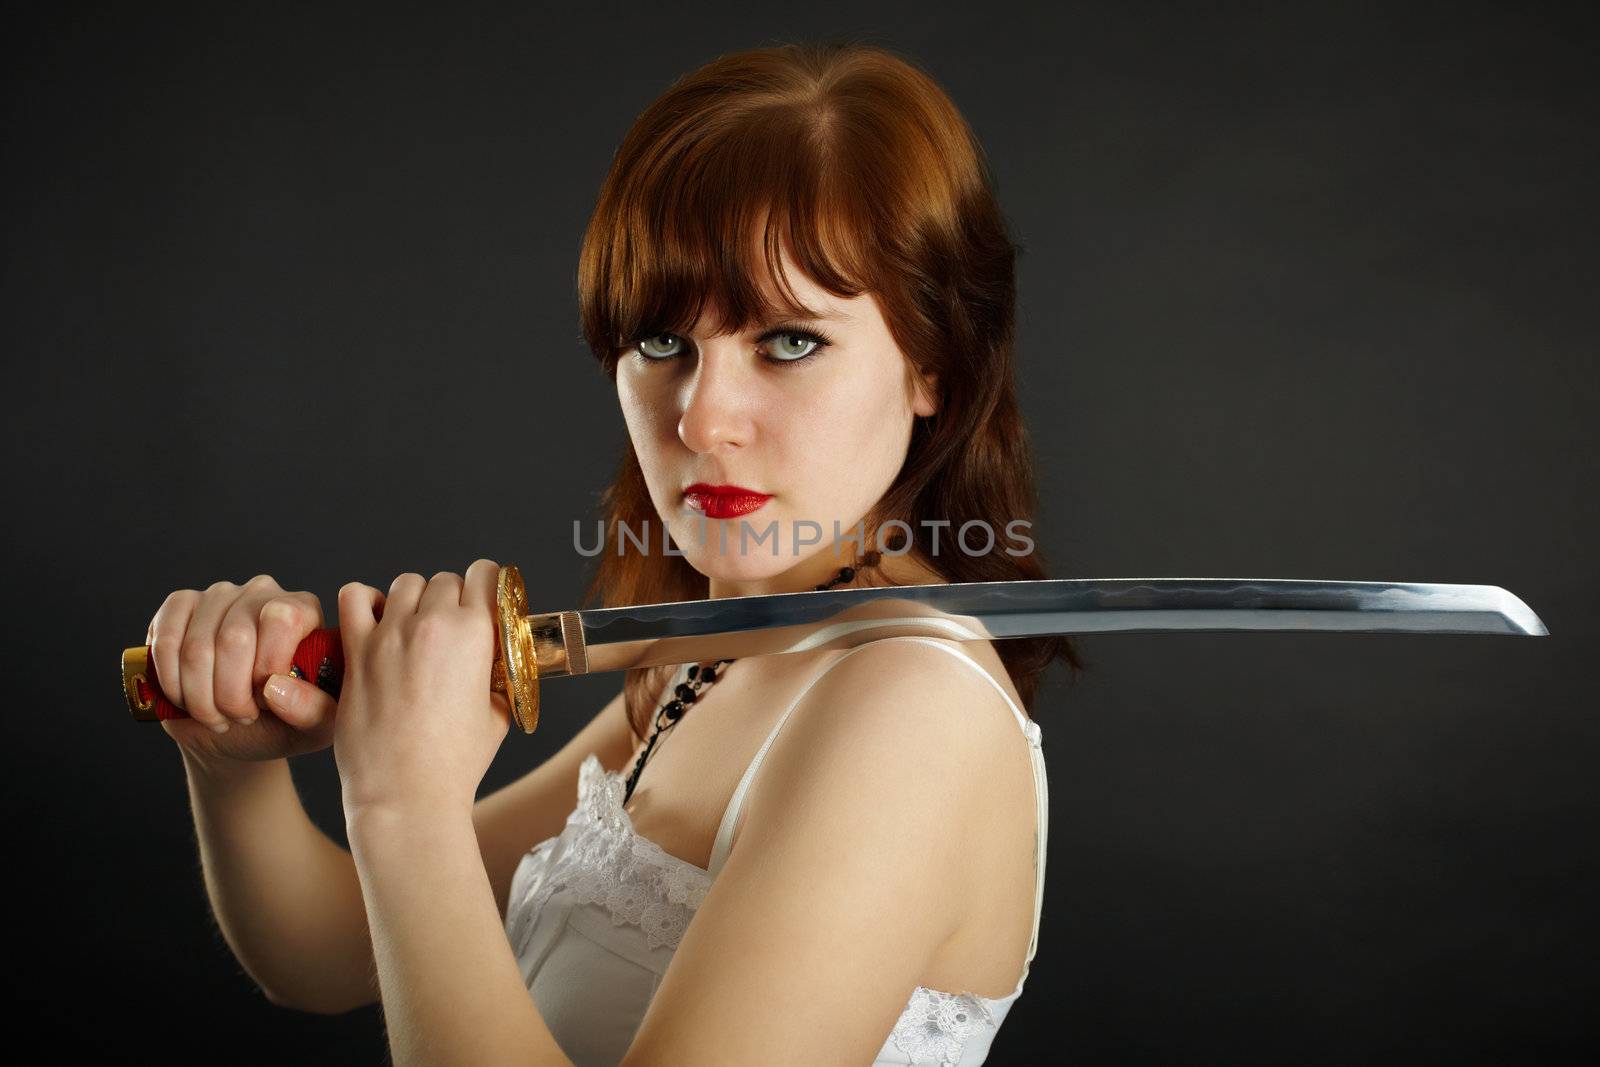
[121,565,1548,734]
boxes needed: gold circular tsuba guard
[494,564,540,734]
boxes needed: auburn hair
[574,39,1088,739]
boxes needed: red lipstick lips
[683,483,772,519]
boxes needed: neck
[705,539,944,599]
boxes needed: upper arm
[474,683,638,922]
[619,640,1019,1065]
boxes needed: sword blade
[520,578,1547,679]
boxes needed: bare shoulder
[741,638,1029,844]
[806,637,1025,753]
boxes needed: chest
[616,652,829,870]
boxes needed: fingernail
[209,720,230,734]
[264,675,290,704]
[239,714,257,725]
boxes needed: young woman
[153,41,1084,1065]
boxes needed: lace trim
[890,987,999,1065]
[516,753,1013,1061]
[522,754,711,951]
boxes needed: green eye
[769,332,822,361]
[628,325,834,368]
[636,333,684,360]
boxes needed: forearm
[346,804,572,1067]
[181,748,378,1013]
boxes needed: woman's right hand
[148,574,339,765]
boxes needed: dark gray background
[6,2,1594,1063]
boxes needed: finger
[418,570,464,613]
[213,576,282,723]
[254,591,325,683]
[262,672,337,731]
[179,581,242,732]
[463,558,499,616]
[385,572,426,618]
[338,581,385,646]
[148,589,200,715]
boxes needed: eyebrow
[765,309,847,325]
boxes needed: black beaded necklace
[621,549,882,805]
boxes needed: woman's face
[616,245,938,598]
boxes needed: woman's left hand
[333,558,511,821]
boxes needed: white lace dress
[503,638,1049,1065]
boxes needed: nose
[677,344,757,454]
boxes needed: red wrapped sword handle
[121,563,548,734]
[122,628,346,723]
